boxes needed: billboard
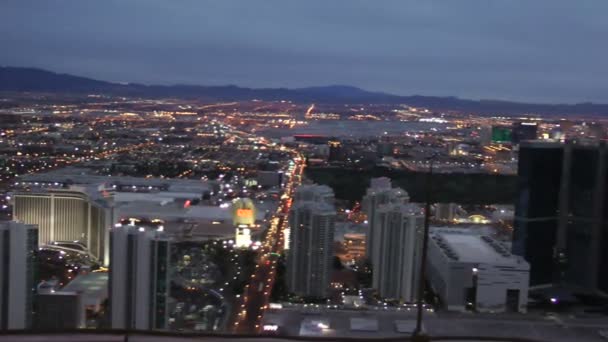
[492,126,512,143]
[232,198,256,226]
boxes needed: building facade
[328,140,344,162]
[293,184,334,204]
[511,122,538,144]
[109,226,171,330]
[434,203,459,222]
[0,221,38,330]
[256,171,283,188]
[361,178,409,275]
[12,189,114,264]
[287,186,336,298]
[513,141,608,295]
[428,228,529,313]
[232,197,256,227]
[373,203,423,302]
[343,233,366,262]
[35,292,84,330]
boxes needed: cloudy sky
[1,0,607,103]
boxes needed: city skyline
[2,88,608,339]
[3,1,608,340]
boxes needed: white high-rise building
[110,226,171,330]
[287,186,336,298]
[361,179,409,271]
[373,203,423,302]
[0,221,38,330]
[293,184,334,204]
[370,177,392,190]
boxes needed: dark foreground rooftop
[0,330,605,342]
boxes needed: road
[232,153,304,334]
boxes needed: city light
[1,21,603,338]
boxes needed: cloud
[1,0,607,103]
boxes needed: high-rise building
[370,177,391,190]
[513,141,608,295]
[287,186,336,297]
[586,122,605,140]
[434,203,459,222]
[293,184,334,204]
[0,221,38,330]
[373,203,423,301]
[361,178,409,273]
[256,171,283,188]
[232,197,256,227]
[491,126,512,144]
[328,140,344,162]
[376,142,395,156]
[12,189,114,264]
[109,226,171,330]
[479,125,493,146]
[511,122,538,144]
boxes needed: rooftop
[291,200,335,215]
[262,306,607,341]
[60,272,108,305]
[377,203,422,216]
[0,331,591,342]
[117,199,272,223]
[164,221,237,240]
[295,184,335,198]
[430,228,527,266]
[520,139,605,149]
[18,166,211,192]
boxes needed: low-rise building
[427,228,529,313]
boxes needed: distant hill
[1,66,608,116]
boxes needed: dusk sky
[1,0,607,103]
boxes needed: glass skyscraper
[513,141,608,294]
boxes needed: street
[232,153,304,334]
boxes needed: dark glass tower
[513,143,563,285]
[327,140,344,162]
[512,122,538,144]
[513,141,608,294]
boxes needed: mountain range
[1,66,608,116]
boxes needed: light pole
[413,157,435,340]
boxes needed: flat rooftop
[60,272,108,305]
[164,221,236,240]
[262,307,607,341]
[264,308,422,339]
[520,140,602,149]
[291,201,335,214]
[431,228,525,266]
[18,166,211,192]
[443,234,509,264]
[4,332,602,342]
[117,199,274,222]
[117,201,231,222]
